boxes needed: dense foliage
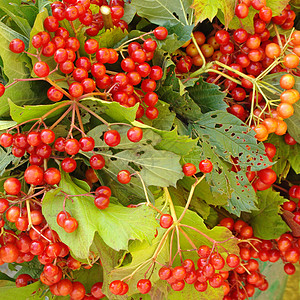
[0,0,299,299]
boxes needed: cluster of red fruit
[4,29,167,122]
[108,246,241,296]
[0,123,145,214]
[220,216,300,284]
[283,184,300,225]
[235,0,295,30]
[0,178,107,298]
[50,0,128,36]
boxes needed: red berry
[127,127,143,142]
[104,130,121,147]
[182,163,197,176]
[63,217,78,233]
[62,157,77,173]
[9,39,25,53]
[44,168,61,185]
[154,27,168,40]
[160,214,173,228]
[199,159,213,173]
[117,170,131,184]
[24,166,44,185]
[137,279,152,294]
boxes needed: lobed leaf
[249,189,290,239]
[187,77,228,113]
[8,99,70,123]
[42,171,158,259]
[192,0,235,29]
[131,0,194,26]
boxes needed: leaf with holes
[131,0,194,26]
[193,110,271,171]
[192,0,235,28]
[249,190,290,239]
[199,139,258,216]
[187,77,228,113]
[42,171,158,259]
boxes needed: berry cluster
[283,185,300,225]
[172,2,299,142]
[50,0,128,36]
[1,1,168,123]
[220,217,300,281]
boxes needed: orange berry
[265,43,281,58]
[277,103,294,119]
[253,124,268,140]
[283,54,299,69]
[275,119,287,135]
[280,74,295,90]
[280,89,299,104]
[262,118,278,133]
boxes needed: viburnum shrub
[0,0,299,299]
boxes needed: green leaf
[91,234,129,299]
[0,280,42,300]
[106,230,169,296]
[187,77,228,113]
[0,120,17,130]
[0,147,15,176]
[157,22,194,53]
[9,99,70,123]
[141,101,176,131]
[169,184,211,219]
[123,2,137,24]
[13,257,43,279]
[81,97,138,123]
[249,190,290,239]
[0,0,32,37]
[194,110,271,171]
[98,145,183,187]
[262,72,300,144]
[158,70,203,121]
[98,27,128,49]
[0,22,29,83]
[178,176,228,206]
[42,171,158,259]
[162,281,224,300]
[173,206,240,265]
[131,0,194,26]
[155,128,198,156]
[0,21,48,117]
[200,139,257,216]
[87,124,162,150]
[192,0,235,29]
[267,134,300,175]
